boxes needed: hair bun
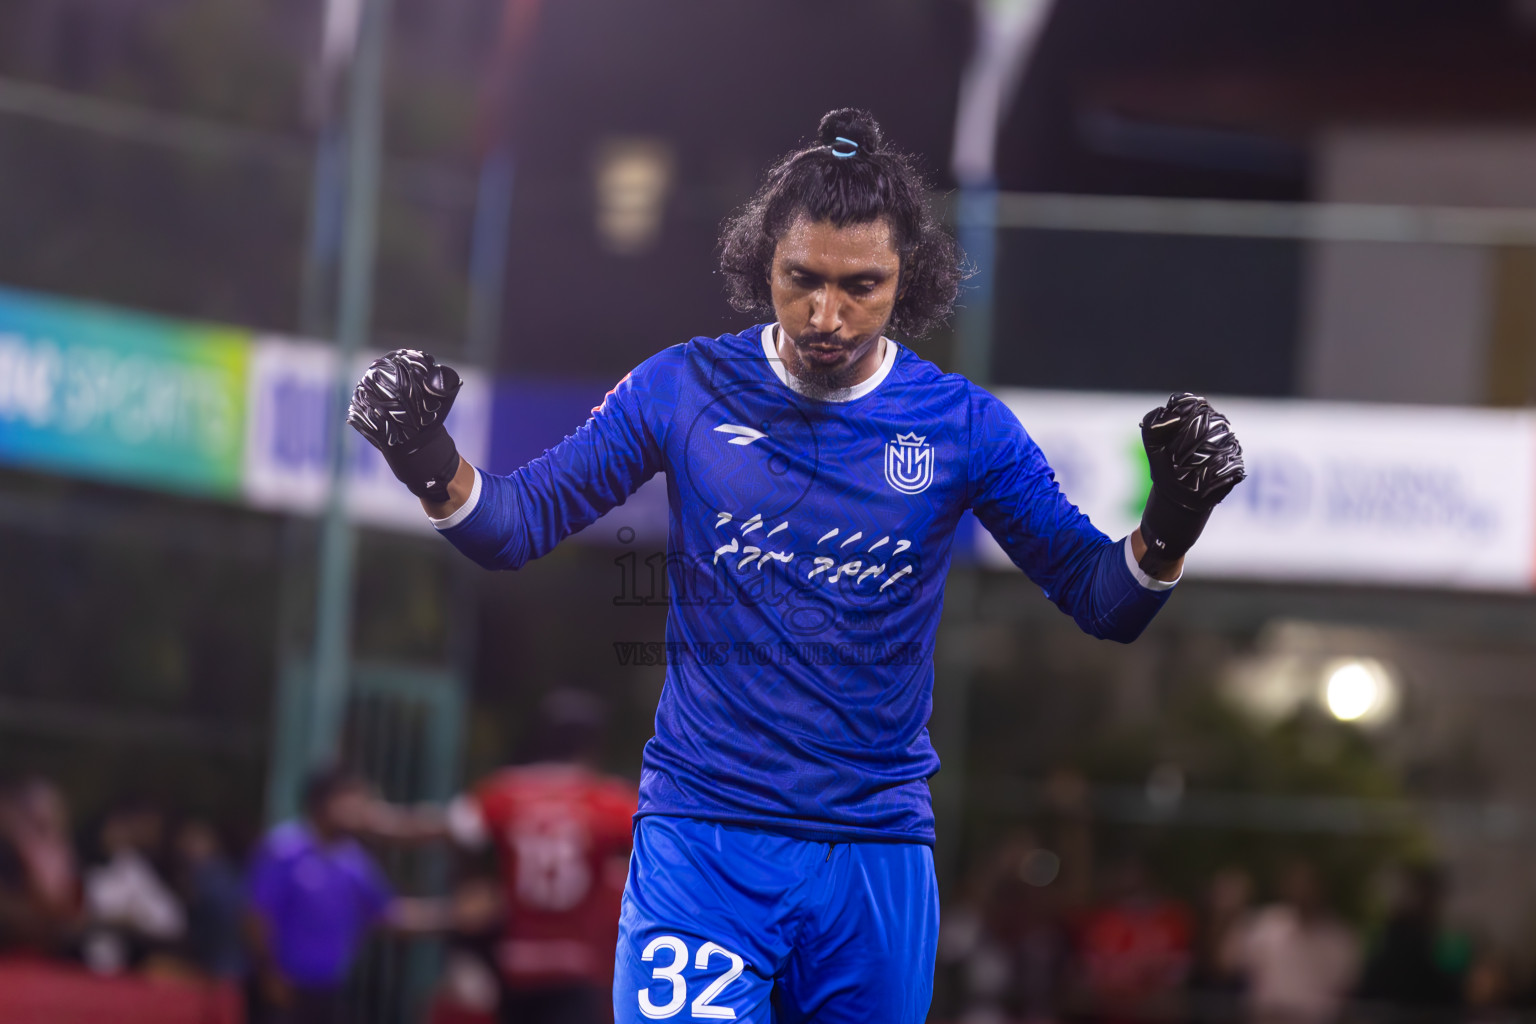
[817,108,884,153]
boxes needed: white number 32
[638,935,746,1020]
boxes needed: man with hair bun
[349,108,1245,1023]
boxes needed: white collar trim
[760,324,899,402]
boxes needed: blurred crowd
[6,753,1532,1024]
[0,691,635,1024]
[0,775,246,981]
[0,770,436,1022]
[938,811,1522,1024]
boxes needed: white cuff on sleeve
[445,795,489,849]
[429,467,481,531]
[1124,534,1180,591]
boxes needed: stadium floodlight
[1321,658,1397,724]
[594,138,674,256]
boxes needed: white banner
[987,390,1536,592]
[242,337,491,531]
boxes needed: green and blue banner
[0,284,490,531]
[0,286,249,498]
[3,281,1536,589]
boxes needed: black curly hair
[718,108,966,340]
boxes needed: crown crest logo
[885,431,934,495]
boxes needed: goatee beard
[787,332,868,400]
[793,356,864,399]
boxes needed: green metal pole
[308,0,393,775]
[264,4,356,826]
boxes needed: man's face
[1281,863,1321,912]
[322,784,372,837]
[770,216,901,395]
[19,783,65,835]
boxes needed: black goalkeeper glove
[346,349,463,503]
[1137,392,1245,576]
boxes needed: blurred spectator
[940,831,1074,1024]
[428,876,506,1024]
[937,839,1021,1024]
[174,818,247,981]
[0,776,80,955]
[1356,865,1460,1012]
[1075,853,1193,1024]
[1462,951,1518,1024]
[1187,868,1254,1016]
[362,689,638,1024]
[81,796,185,974]
[246,767,452,1024]
[1226,861,1360,1024]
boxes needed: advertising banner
[0,286,491,533]
[0,286,248,498]
[991,389,1536,592]
[2,281,1532,573]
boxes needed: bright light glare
[594,139,675,255]
[1325,662,1381,721]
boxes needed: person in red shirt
[1074,854,1193,1024]
[0,777,80,956]
[364,690,637,1024]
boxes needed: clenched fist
[1136,392,1245,575]
[347,349,463,503]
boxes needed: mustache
[793,331,846,349]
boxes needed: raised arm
[968,393,1163,642]
[348,348,676,570]
[967,389,1242,643]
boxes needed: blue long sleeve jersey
[436,324,1174,845]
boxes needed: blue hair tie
[830,136,860,159]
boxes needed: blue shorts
[613,816,938,1023]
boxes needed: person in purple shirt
[246,767,451,1024]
